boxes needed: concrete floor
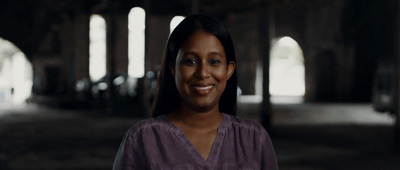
[1,102,400,169]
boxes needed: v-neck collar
[162,113,230,168]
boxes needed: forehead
[179,30,225,55]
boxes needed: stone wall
[0,0,397,104]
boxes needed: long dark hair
[151,14,237,117]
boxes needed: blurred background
[1,0,400,169]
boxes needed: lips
[194,85,213,90]
[191,84,215,95]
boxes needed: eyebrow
[209,51,223,57]
[182,51,223,57]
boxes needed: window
[89,14,107,82]
[128,7,146,78]
[269,36,305,103]
[0,37,32,105]
[170,16,185,34]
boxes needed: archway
[0,37,33,105]
[89,14,107,82]
[128,7,146,78]
[170,16,185,34]
[269,36,305,103]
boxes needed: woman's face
[171,29,235,112]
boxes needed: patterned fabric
[113,113,278,170]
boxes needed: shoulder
[226,114,267,133]
[125,116,170,137]
[224,114,275,149]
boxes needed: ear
[169,62,175,77]
[227,61,235,79]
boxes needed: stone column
[144,15,171,114]
[395,0,400,153]
[192,0,199,14]
[105,13,117,113]
[114,14,128,75]
[74,14,90,84]
[259,0,274,130]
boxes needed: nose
[195,62,210,79]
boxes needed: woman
[113,14,277,170]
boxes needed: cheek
[213,67,229,81]
[175,66,192,85]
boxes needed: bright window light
[89,14,107,82]
[128,7,146,78]
[170,16,185,34]
[0,37,32,105]
[269,36,305,97]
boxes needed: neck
[169,104,223,130]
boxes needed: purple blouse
[113,113,278,170]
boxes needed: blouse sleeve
[261,130,278,170]
[113,130,145,170]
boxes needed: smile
[191,84,215,95]
[193,85,214,90]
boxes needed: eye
[183,58,197,66]
[209,59,221,65]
